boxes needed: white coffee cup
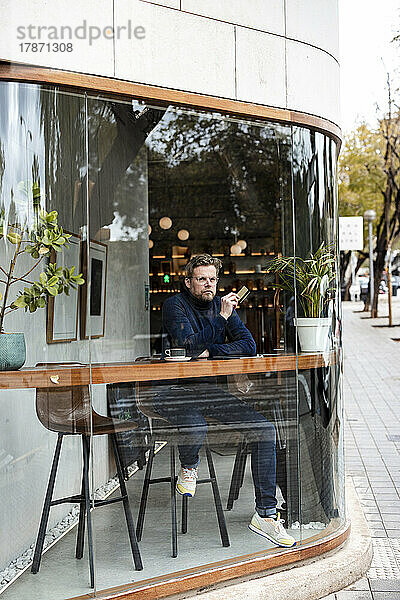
[165,348,186,358]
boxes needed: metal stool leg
[75,436,86,559]
[31,433,64,574]
[82,435,95,589]
[181,495,188,534]
[205,445,230,547]
[237,444,248,495]
[226,438,246,510]
[170,444,178,558]
[111,434,143,571]
[113,436,129,481]
[136,440,156,541]
[137,446,147,470]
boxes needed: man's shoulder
[163,293,186,311]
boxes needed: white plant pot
[294,318,330,352]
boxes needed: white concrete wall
[0,0,340,125]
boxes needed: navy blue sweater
[162,286,256,358]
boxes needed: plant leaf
[7,231,21,244]
[12,296,26,308]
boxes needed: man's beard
[193,289,215,302]
[200,290,214,300]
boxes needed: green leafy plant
[264,243,336,318]
[0,182,84,333]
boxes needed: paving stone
[365,514,384,523]
[381,521,400,529]
[366,522,385,530]
[370,531,387,538]
[336,591,373,599]
[375,500,400,507]
[363,509,382,516]
[368,539,400,579]
[361,500,379,508]
[385,530,400,538]
[372,593,400,599]
[369,579,400,591]
[373,494,400,501]
[365,467,386,472]
[372,481,396,486]
[344,578,371,591]
[378,507,400,515]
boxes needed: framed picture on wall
[46,232,81,344]
[80,239,108,339]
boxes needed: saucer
[164,356,191,362]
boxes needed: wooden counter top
[0,351,338,390]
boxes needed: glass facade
[0,81,344,599]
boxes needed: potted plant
[264,243,336,352]
[0,181,84,370]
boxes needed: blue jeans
[153,381,277,517]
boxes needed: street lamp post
[364,209,376,317]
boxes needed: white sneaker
[176,466,198,497]
[248,512,296,547]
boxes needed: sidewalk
[322,296,400,599]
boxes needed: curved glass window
[0,81,344,600]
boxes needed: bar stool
[31,365,143,588]
[135,380,230,557]
[226,437,249,510]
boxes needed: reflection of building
[0,2,344,599]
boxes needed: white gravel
[0,460,141,590]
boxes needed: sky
[339,0,400,133]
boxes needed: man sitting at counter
[155,254,295,548]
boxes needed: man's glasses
[191,276,219,284]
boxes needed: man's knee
[255,418,276,445]
[178,418,208,440]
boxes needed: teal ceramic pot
[0,333,26,370]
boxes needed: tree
[338,123,384,299]
[338,90,400,315]
[339,123,384,218]
[147,111,291,253]
[372,91,400,316]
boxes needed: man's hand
[220,292,239,320]
[198,349,209,358]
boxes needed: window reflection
[147,111,293,355]
[292,126,344,536]
[0,83,344,600]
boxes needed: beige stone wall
[0,0,340,125]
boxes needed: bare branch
[19,256,45,281]
[9,277,34,285]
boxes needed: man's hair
[184,254,222,278]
